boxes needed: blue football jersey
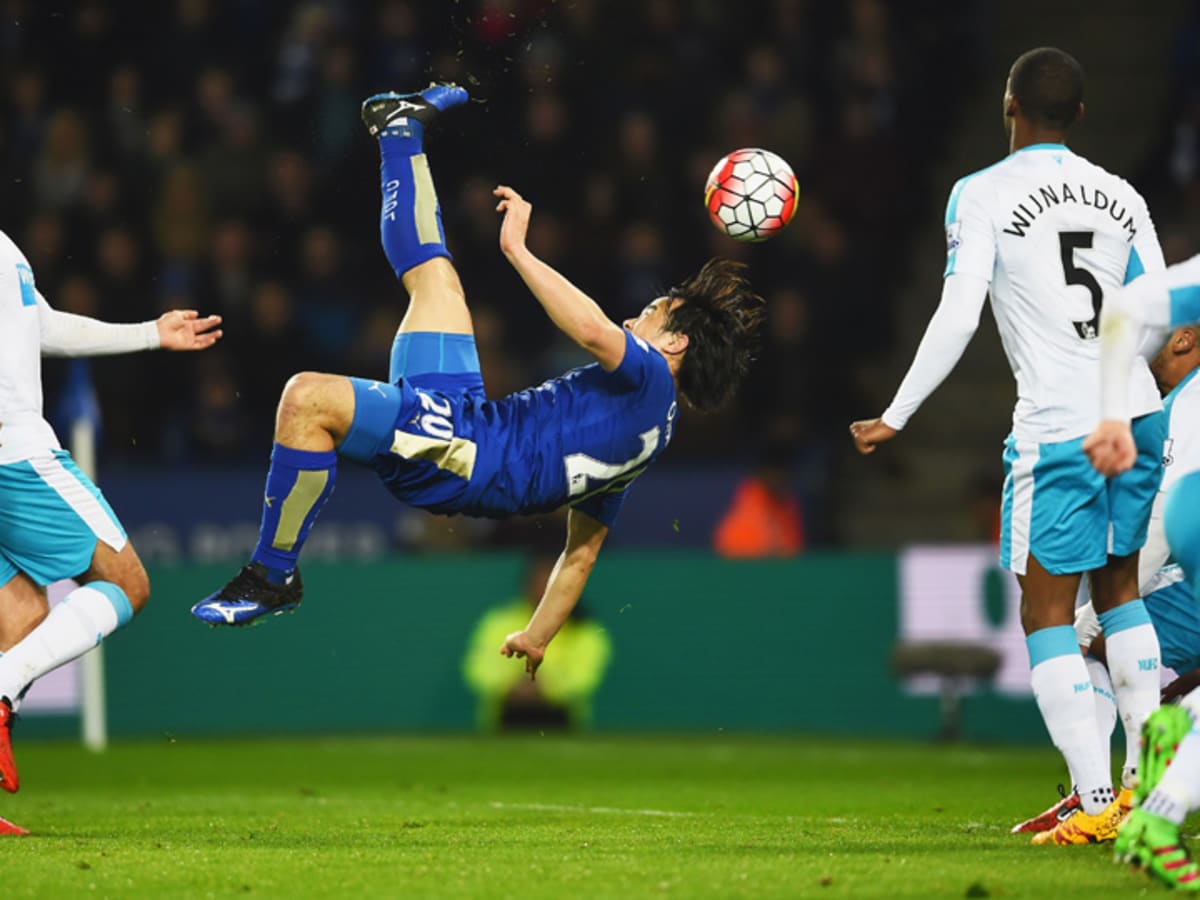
[372,331,678,527]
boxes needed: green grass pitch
[1,734,1174,898]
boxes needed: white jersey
[945,143,1163,442]
[0,231,61,464]
[0,230,159,465]
[1140,367,1200,583]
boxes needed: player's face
[1002,77,1015,138]
[624,297,676,341]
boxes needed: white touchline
[489,801,694,818]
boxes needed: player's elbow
[1100,285,1144,336]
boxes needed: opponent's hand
[500,630,545,679]
[1162,669,1200,704]
[849,417,898,455]
[1083,419,1136,476]
[157,310,223,351]
[494,185,531,257]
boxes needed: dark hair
[1009,47,1084,130]
[664,258,765,412]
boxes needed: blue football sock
[251,444,337,578]
[377,129,451,278]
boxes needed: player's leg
[360,85,477,382]
[1115,696,1200,890]
[191,373,355,625]
[1001,435,1124,842]
[0,539,146,711]
[0,572,49,651]
[1096,409,1168,792]
[1019,557,1118,824]
[0,453,141,792]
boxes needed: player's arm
[500,508,609,678]
[37,293,222,356]
[852,175,994,454]
[493,185,627,371]
[850,272,989,453]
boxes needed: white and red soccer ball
[704,148,798,242]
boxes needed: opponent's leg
[192,373,354,626]
[0,572,49,651]
[0,540,146,792]
[1115,700,1200,890]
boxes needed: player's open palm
[500,630,545,679]
[849,418,898,455]
[157,310,223,351]
[494,185,531,257]
[1083,420,1137,476]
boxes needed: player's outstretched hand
[494,185,531,258]
[1083,419,1136,477]
[157,310,223,351]
[500,630,545,679]
[849,417,898,455]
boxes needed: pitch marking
[490,801,694,818]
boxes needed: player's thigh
[0,571,49,651]
[1000,434,1107,578]
[1016,552,1083,632]
[398,257,474,336]
[388,331,485,394]
[1109,409,1167,557]
[0,451,128,588]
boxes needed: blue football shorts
[339,331,483,470]
[0,449,127,588]
[1000,411,1166,576]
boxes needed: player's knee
[116,560,151,614]
[278,372,328,423]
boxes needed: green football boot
[1115,807,1200,891]
[1137,704,1194,804]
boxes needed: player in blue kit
[192,84,764,674]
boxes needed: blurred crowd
[1141,7,1200,265]
[6,0,987,539]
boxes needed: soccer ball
[704,148,798,242]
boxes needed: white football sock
[1084,654,1117,780]
[0,583,132,703]
[1028,626,1113,815]
[1100,602,1160,786]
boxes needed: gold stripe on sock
[411,154,441,245]
[389,430,477,481]
[273,470,329,551]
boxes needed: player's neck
[1008,120,1068,155]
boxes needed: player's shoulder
[947,160,1005,202]
[0,230,26,265]
[1065,152,1150,206]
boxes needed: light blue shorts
[0,450,127,587]
[1166,471,1200,587]
[1144,574,1200,674]
[1000,411,1165,575]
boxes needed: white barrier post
[71,417,108,753]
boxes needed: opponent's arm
[494,185,627,371]
[850,272,989,453]
[37,293,222,356]
[1085,266,1178,475]
[500,508,609,678]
